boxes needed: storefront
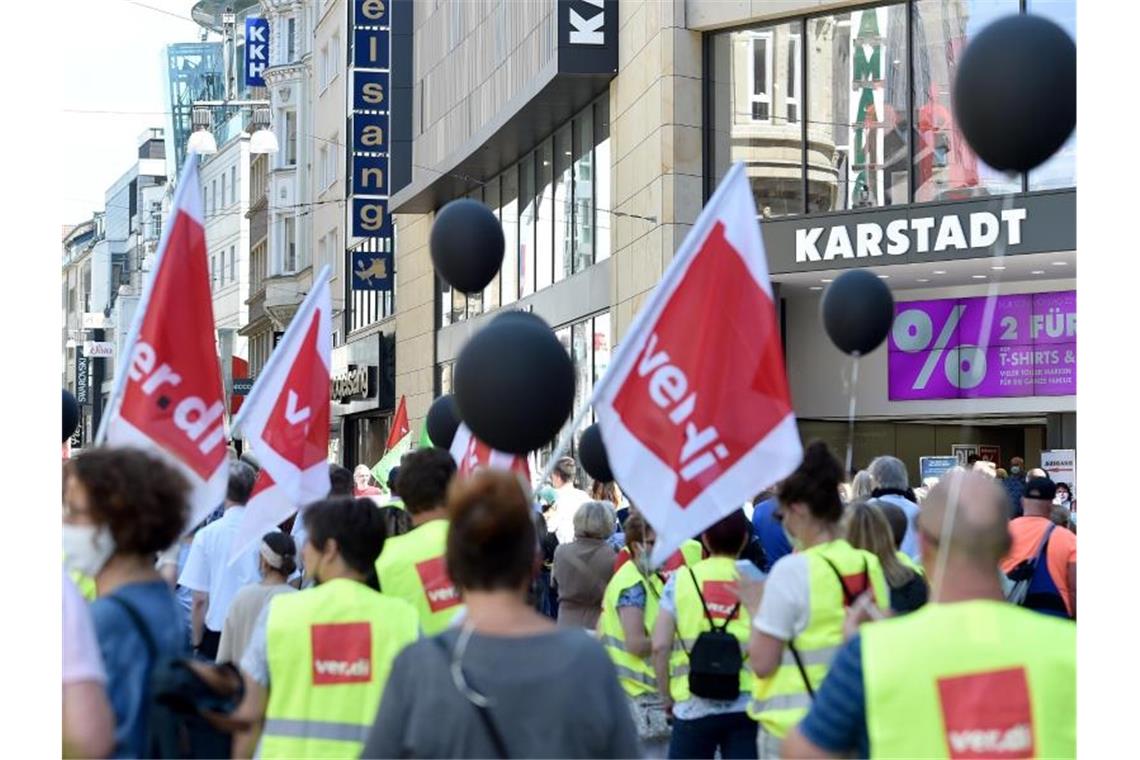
[329,330,396,469]
[704,0,1077,480]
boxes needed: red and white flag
[96,152,229,530]
[593,163,802,567]
[449,423,532,482]
[229,266,333,562]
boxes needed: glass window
[450,281,467,324]
[1028,0,1075,190]
[710,21,805,218]
[221,173,227,207]
[536,140,554,292]
[229,246,235,282]
[519,155,536,298]
[439,362,454,395]
[287,17,297,61]
[912,0,1020,202]
[807,6,908,212]
[211,179,217,214]
[594,99,611,262]
[593,312,611,387]
[573,108,595,273]
[285,111,297,166]
[231,166,238,204]
[210,255,216,290]
[466,188,483,317]
[554,126,573,282]
[500,169,519,305]
[283,217,296,271]
[483,177,501,310]
[440,280,452,327]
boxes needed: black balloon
[454,312,575,455]
[63,389,79,444]
[953,14,1076,173]
[430,198,505,294]
[425,394,462,450]
[820,270,895,356]
[579,424,613,483]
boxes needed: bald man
[781,472,1075,759]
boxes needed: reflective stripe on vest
[669,557,754,704]
[862,600,1075,758]
[748,540,889,739]
[599,560,662,697]
[261,579,421,759]
[263,718,370,744]
[375,519,463,636]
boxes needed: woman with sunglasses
[737,442,890,759]
[363,470,640,759]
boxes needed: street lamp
[249,107,279,154]
[188,108,219,155]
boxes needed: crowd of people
[62,440,1076,758]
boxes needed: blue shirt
[798,635,869,757]
[751,498,792,572]
[91,581,190,758]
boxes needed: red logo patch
[611,222,792,507]
[415,556,461,613]
[311,622,372,685]
[839,571,870,607]
[701,580,740,621]
[938,667,1035,759]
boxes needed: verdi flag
[372,395,411,485]
[96,151,228,531]
[592,162,802,567]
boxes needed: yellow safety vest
[375,519,463,635]
[863,600,1075,758]
[261,578,419,758]
[668,556,754,703]
[599,559,664,697]
[897,551,926,578]
[748,539,889,738]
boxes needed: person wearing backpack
[64,448,192,758]
[737,442,889,759]
[1000,477,1076,619]
[651,510,764,759]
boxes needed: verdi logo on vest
[311,622,373,685]
[837,570,870,607]
[937,667,1035,759]
[700,581,739,621]
[415,556,461,612]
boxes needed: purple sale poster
[888,290,1075,401]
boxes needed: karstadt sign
[760,190,1075,274]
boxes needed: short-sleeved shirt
[91,581,190,758]
[63,575,106,685]
[1001,516,1077,616]
[660,560,765,720]
[216,583,296,665]
[178,506,262,631]
[797,635,870,757]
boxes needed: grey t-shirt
[362,627,641,759]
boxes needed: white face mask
[63,524,116,577]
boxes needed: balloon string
[845,354,860,477]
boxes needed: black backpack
[108,596,245,759]
[678,567,744,701]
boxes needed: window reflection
[519,154,536,298]
[500,171,519,306]
[595,99,611,262]
[1027,0,1076,190]
[536,140,554,291]
[554,125,573,282]
[912,0,1020,201]
[573,108,595,273]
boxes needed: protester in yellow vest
[598,513,670,750]
[374,447,462,635]
[232,497,420,759]
[844,499,928,614]
[782,471,1076,758]
[736,442,889,759]
[652,510,764,759]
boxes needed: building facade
[369,0,1075,481]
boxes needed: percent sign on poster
[887,292,1075,401]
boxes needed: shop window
[912,0,1020,202]
[500,170,519,305]
[749,32,772,122]
[1027,0,1076,191]
[554,125,573,283]
[519,155,536,298]
[536,139,554,292]
[483,176,501,310]
[573,107,595,274]
[594,99,611,262]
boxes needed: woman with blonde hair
[552,500,618,628]
[850,470,875,501]
[843,499,928,614]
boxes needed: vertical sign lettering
[245,17,270,87]
[349,0,394,289]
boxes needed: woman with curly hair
[63,447,192,758]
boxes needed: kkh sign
[760,190,1075,274]
[888,290,1075,401]
[245,17,269,88]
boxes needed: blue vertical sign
[349,0,393,289]
[245,17,270,87]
